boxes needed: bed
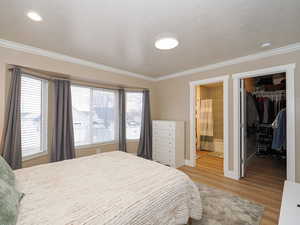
[14,151,202,225]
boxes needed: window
[126,92,143,140]
[71,85,118,146]
[21,75,48,157]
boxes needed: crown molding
[0,39,155,81]
[1,38,300,82]
[156,42,300,81]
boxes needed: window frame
[21,74,48,161]
[125,90,143,141]
[71,84,119,148]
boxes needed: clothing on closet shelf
[272,108,286,150]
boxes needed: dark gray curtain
[118,89,127,152]
[51,80,75,162]
[0,67,22,169]
[137,90,152,159]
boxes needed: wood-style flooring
[179,151,286,225]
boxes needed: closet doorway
[233,64,296,182]
[189,75,230,178]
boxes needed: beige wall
[1,45,299,182]
[0,46,154,167]
[152,50,300,182]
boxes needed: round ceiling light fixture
[27,11,43,22]
[155,35,179,50]
[261,42,271,48]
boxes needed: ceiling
[0,0,300,78]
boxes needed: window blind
[126,92,143,139]
[21,75,48,157]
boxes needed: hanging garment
[256,97,265,122]
[199,99,213,136]
[268,100,275,123]
[272,109,286,150]
[246,93,259,127]
[263,98,270,123]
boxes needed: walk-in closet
[241,73,287,181]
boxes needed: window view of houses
[71,86,143,147]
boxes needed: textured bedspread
[15,151,202,225]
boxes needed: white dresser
[278,181,300,225]
[152,120,185,168]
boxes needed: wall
[0,46,154,167]
[152,50,300,182]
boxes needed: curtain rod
[8,65,148,91]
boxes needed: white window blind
[21,75,48,157]
[126,92,143,140]
[71,85,118,147]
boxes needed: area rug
[191,183,264,225]
[207,152,224,159]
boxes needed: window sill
[127,139,140,143]
[75,140,140,150]
[75,141,116,150]
[22,151,48,162]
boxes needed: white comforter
[15,151,202,225]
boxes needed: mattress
[15,151,202,225]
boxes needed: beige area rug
[207,152,224,159]
[191,183,264,225]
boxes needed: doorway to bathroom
[189,75,230,178]
[195,82,224,171]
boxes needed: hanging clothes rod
[252,90,286,96]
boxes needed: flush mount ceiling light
[155,36,179,50]
[27,11,43,22]
[261,42,271,48]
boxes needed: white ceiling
[0,0,300,78]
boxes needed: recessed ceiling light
[155,37,179,50]
[27,11,42,22]
[261,42,271,48]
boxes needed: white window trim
[21,74,48,160]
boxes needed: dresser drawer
[153,122,175,130]
[153,129,175,138]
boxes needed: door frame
[232,64,296,181]
[189,75,231,178]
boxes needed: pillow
[0,155,15,187]
[0,179,22,225]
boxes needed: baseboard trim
[185,160,194,167]
[224,170,239,180]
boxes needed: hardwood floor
[179,151,286,225]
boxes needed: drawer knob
[297,204,300,208]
